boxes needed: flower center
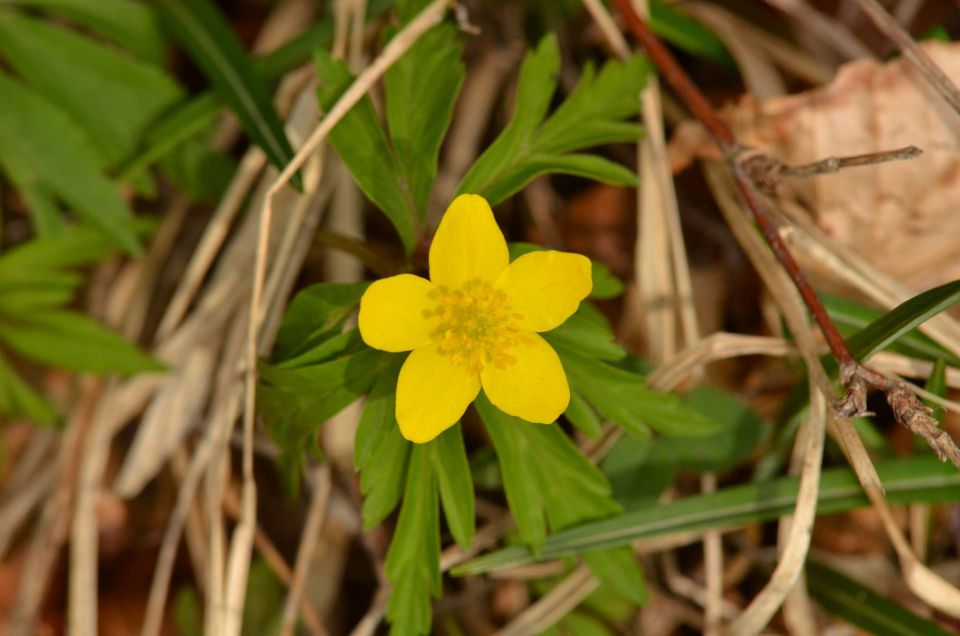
[423,279,525,374]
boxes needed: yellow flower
[358,194,592,443]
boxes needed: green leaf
[846,279,960,364]
[0,310,162,373]
[924,358,947,424]
[355,357,404,469]
[384,16,464,217]
[259,346,389,487]
[664,387,770,472]
[156,0,299,185]
[272,282,369,362]
[458,37,648,203]
[0,0,167,63]
[583,548,647,605]
[554,346,720,438]
[356,356,411,529]
[453,456,960,575]
[0,11,182,167]
[157,137,235,203]
[565,389,603,438]
[824,293,960,367]
[0,74,140,252]
[385,444,440,636]
[649,0,732,66]
[477,393,621,547]
[457,35,561,198]
[0,352,56,424]
[484,153,638,204]
[0,224,131,273]
[429,424,475,549]
[806,560,955,636]
[314,50,416,251]
[545,310,626,362]
[590,261,625,299]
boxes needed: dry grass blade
[762,0,873,61]
[279,467,332,636]
[856,0,960,117]
[494,564,599,636]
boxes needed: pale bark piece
[670,41,960,291]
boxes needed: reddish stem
[610,0,855,369]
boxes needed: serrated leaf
[385,444,440,636]
[457,35,561,197]
[545,310,626,362]
[157,0,299,185]
[0,74,139,252]
[565,389,603,438]
[477,393,621,550]
[453,456,960,575]
[806,560,955,636]
[0,0,166,63]
[314,50,416,251]
[555,346,720,438]
[272,282,369,362]
[385,17,464,217]
[485,153,639,204]
[429,424,475,549]
[0,310,162,373]
[458,37,647,203]
[259,346,389,488]
[0,11,182,167]
[355,357,404,469]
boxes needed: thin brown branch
[739,145,923,193]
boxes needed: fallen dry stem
[739,145,922,194]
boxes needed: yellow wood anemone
[358,194,592,443]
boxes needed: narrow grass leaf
[806,560,955,636]
[157,0,299,185]
[453,456,960,575]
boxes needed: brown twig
[740,145,923,193]
[610,0,960,468]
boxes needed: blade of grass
[452,457,960,575]
[156,0,300,187]
[806,560,955,636]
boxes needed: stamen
[428,279,522,374]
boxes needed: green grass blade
[157,0,299,186]
[452,457,960,575]
[806,560,955,636]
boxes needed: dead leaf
[670,41,960,291]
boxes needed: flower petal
[481,333,569,423]
[495,251,592,332]
[429,194,509,288]
[358,274,435,352]
[396,344,481,443]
